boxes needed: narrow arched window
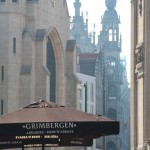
[109,29,113,41]
[109,86,117,98]
[114,30,117,41]
[47,38,56,103]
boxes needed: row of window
[0,0,18,2]
[0,38,16,82]
[0,0,38,2]
[0,39,21,116]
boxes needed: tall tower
[97,0,123,149]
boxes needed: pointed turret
[74,0,81,17]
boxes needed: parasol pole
[42,135,45,150]
[42,144,45,150]
[22,144,24,150]
[84,83,87,150]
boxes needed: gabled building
[77,73,96,150]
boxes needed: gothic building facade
[0,0,79,120]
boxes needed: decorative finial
[105,0,117,9]
[93,23,95,31]
[86,11,88,18]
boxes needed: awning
[0,100,119,149]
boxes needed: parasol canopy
[0,100,119,149]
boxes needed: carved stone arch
[45,27,65,104]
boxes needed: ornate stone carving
[135,42,144,78]
[136,46,144,64]
[50,0,56,7]
[139,0,143,16]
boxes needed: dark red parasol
[0,100,119,149]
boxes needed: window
[13,38,16,54]
[1,66,4,81]
[47,38,56,103]
[26,0,38,3]
[0,100,3,115]
[12,0,18,2]
[114,30,117,41]
[76,55,79,65]
[80,89,83,100]
[109,29,113,41]
[90,83,94,101]
[0,0,5,2]
[109,86,117,98]
[107,56,117,75]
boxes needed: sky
[66,0,131,83]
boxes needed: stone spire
[74,0,81,17]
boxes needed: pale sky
[66,0,131,83]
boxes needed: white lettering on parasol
[23,122,76,130]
